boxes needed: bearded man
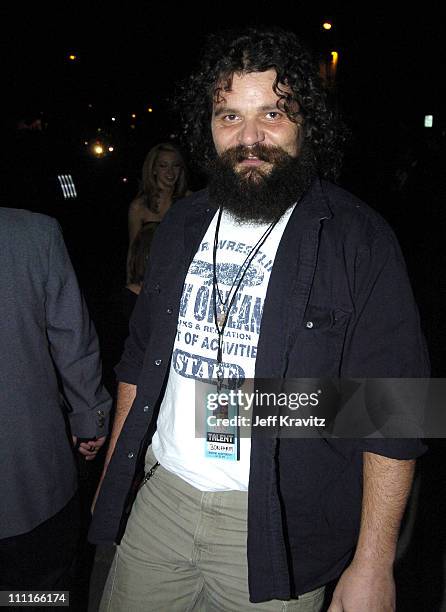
[90,27,429,611]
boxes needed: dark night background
[2,3,446,610]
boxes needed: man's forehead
[213,70,290,106]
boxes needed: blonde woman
[127,142,191,280]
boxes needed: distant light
[331,51,339,65]
[97,128,102,133]
[147,107,153,113]
[424,115,433,128]
[93,144,104,156]
[131,113,136,119]
[323,22,333,30]
[68,54,77,61]
[122,177,128,183]
[84,141,88,145]
[130,124,136,129]
[88,104,93,108]
[111,117,116,122]
[108,146,114,152]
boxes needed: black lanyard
[212,207,278,390]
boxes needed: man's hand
[328,561,395,611]
[72,435,107,461]
[328,452,414,611]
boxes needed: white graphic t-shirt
[151,205,295,491]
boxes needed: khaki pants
[100,447,325,611]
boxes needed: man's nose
[237,119,265,147]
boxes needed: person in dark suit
[0,207,112,591]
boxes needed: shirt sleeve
[114,216,167,385]
[342,224,430,457]
[45,220,112,438]
[114,283,152,385]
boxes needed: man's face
[208,69,315,223]
[211,69,303,178]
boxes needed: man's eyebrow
[213,102,283,117]
[259,103,283,112]
[212,107,238,118]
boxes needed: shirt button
[143,405,149,413]
[166,308,173,315]
[305,321,314,329]
[154,359,162,366]
[127,451,135,459]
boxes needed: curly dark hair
[177,26,345,180]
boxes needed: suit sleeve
[45,220,112,438]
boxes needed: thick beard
[207,143,317,223]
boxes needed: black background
[2,4,446,610]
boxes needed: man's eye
[223,114,238,121]
[266,111,281,119]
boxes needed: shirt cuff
[359,438,427,459]
[114,361,141,386]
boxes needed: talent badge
[205,390,239,461]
